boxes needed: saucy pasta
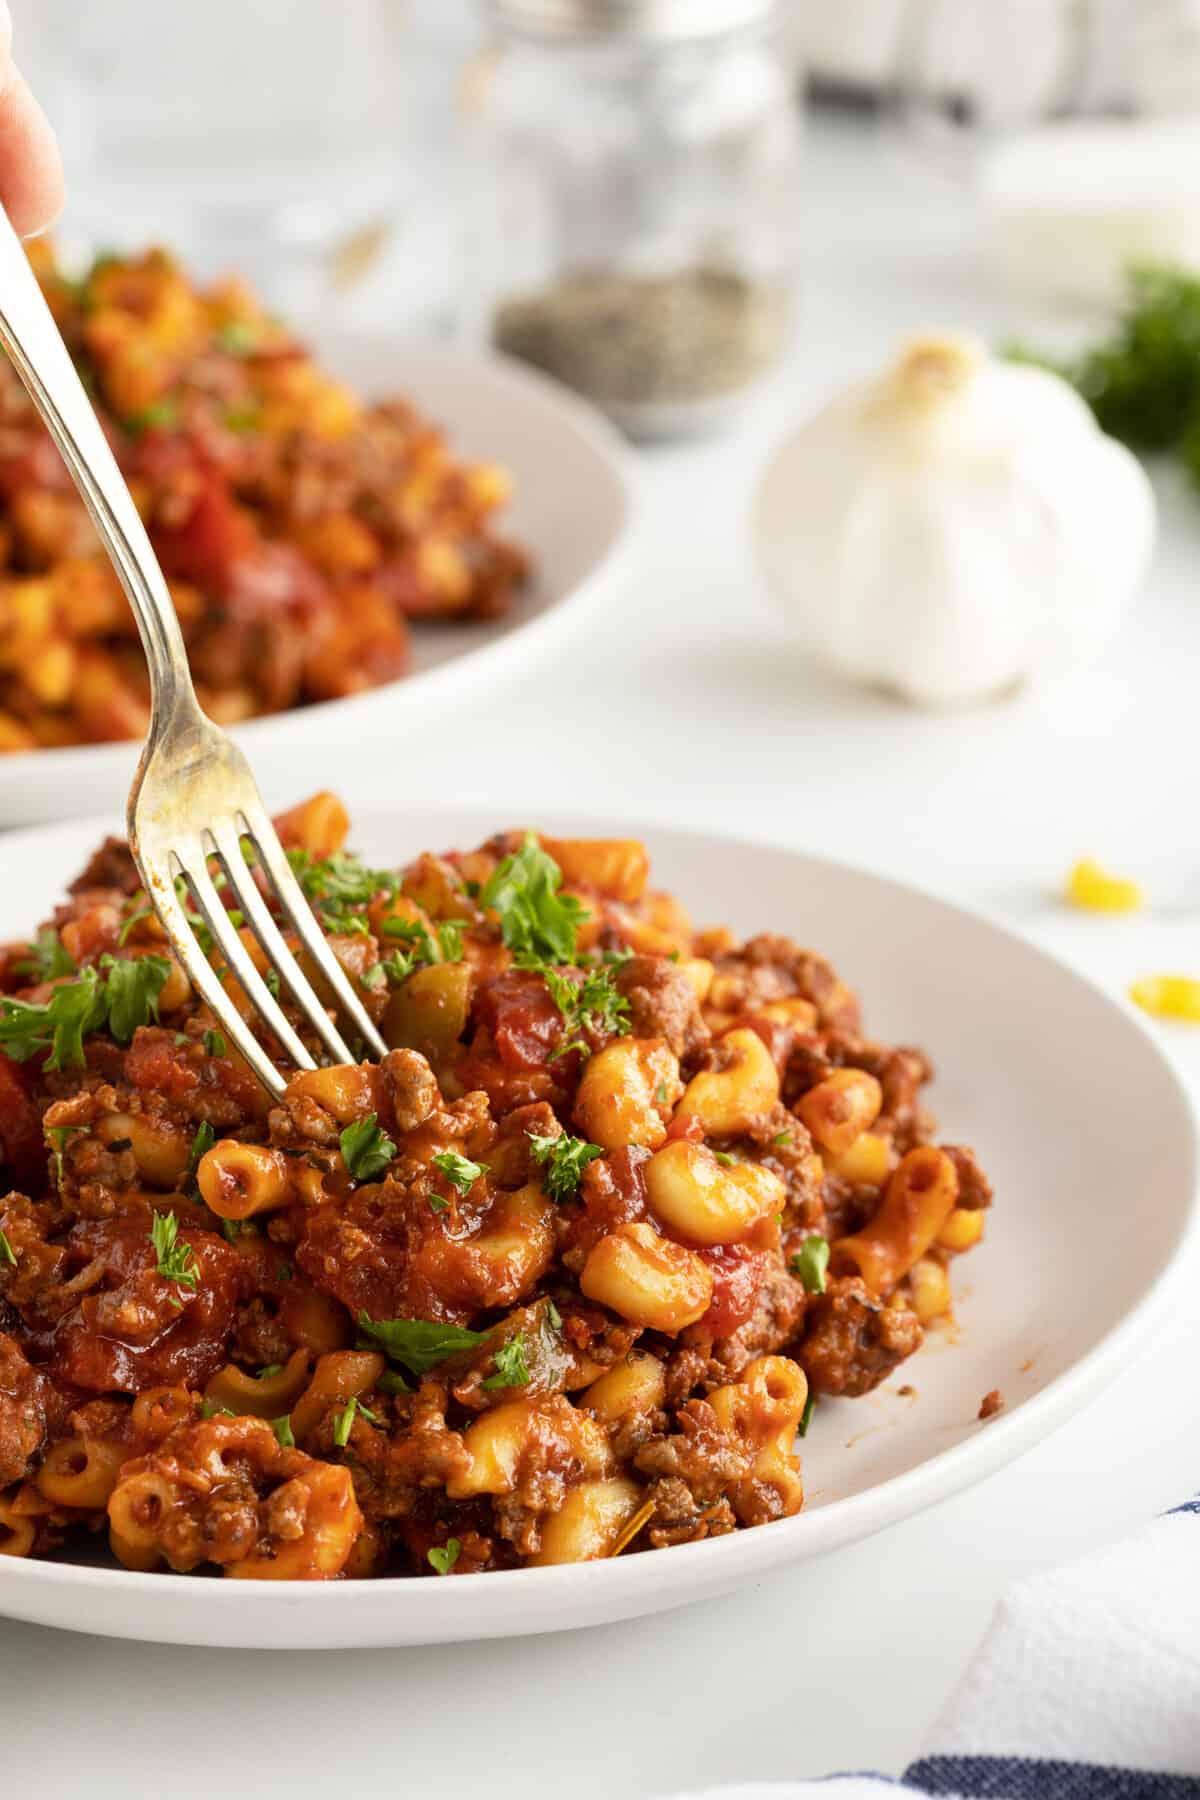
[0,245,529,753]
[0,795,992,1579]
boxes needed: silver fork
[0,210,386,1096]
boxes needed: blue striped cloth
[668,1501,1200,1799]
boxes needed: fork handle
[0,207,195,729]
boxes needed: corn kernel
[1130,976,1200,1022]
[1065,858,1144,914]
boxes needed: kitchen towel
[667,1497,1200,1798]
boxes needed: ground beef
[66,837,141,896]
[797,1276,923,1397]
[634,1397,751,1505]
[614,955,710,1064]
[644,1474,737,1547]
[712,935,861,1033]
[0,1331,49,1486]
[700,1256,809,1381]
[945,1145,994,1211]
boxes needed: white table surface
[5,113,1200,1796]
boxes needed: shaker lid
[485,0,779,42]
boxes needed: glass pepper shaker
[460,0,802,439]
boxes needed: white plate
[0,340,635,828]
[0,809,1195,1648]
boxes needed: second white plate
[0,339,635,828]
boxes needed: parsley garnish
[201,1399,234,1420]
[202,1029,226,1058]
[0,1228,15,1268]
[771,1131,793,1147]
[1,955,173,1071]
[287,849,396,936]
[101,955,172,1043]
[713,1150,737,1167]
[188,1121,215,1173]
[332,1397,360,1447]
[546,1300,562,1329]
[264,968,281,998]
[377,1369,410,1394]
[276,1261,293,1281]
[258,1363,283,1379]
[798,1391,816,1438]
[482,1333,531,1390]
[528,1131,603,1202]
[13,929,75,983]
[438,920,467,963]
[427,1538,461,1576]
[125,398,179,435]
[479,836,589,965]
[357,1312,486,1376]
[214,319,261,355]
[429,1193,449,1214]
[543,965,630,1060]
[431,1149,488,1197]
[271,1414,295,1448]
[340,1113,396,1182]
[150,1211,199,1290]
[790,1235,830,1295]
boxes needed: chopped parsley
[479,836,589,965]
[0,955,171,1070]
[429,1193,449,1214]
[431,1149,488,1197]
[271,1414,296,1449]
[528,1131,603,1202]
[438,920,467,963]
[264,968,282,998]
[771,1131,793,1148]
[46,1123,84,1189]
[0,1228,15,1268]
[125,398,179,435]
[790,1235,830,1295]
[357,1312,486,1377]
[12,929,75,983]
[546,1300,562,1329]
[712,1150,737,1167]
[150,1211,199,1291]
[655,1082,669,1105]
[258,1363,283,1380]
[287,849,396,936]
[332,1397,359,1447]
[377,1369,411,1394]
[376,915,468,988]
[482,1332,531,1390]
[798,1391,816,1438]
[201,1399,234,1420]
[543,965,630,1060]
[427,1538,461,1576]
[203,1029,227,1058]
[340,1113,397,1182]
[188,1120,215,1173]
[214,319,262,355]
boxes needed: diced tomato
[697,1243,768,1340]
[474,970,564,1069]
[0,1052,47,1189]
[151,473,255,590]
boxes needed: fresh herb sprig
[150,1210,199,1291]
[0,954,171,1070]
[528,1131,604,1202]
[543,965,629,1060]
[480,835,589,965]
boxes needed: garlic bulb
[751,335,1156,707]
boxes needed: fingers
[0,47,65,237]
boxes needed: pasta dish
[0,795,991,1579]
[0,247,528,753]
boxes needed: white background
[3,108,1200,1795]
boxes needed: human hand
[0,5,63,235]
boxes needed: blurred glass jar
[460,0,802,438]
[22,0,406,317]
[897,0,1200,307]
